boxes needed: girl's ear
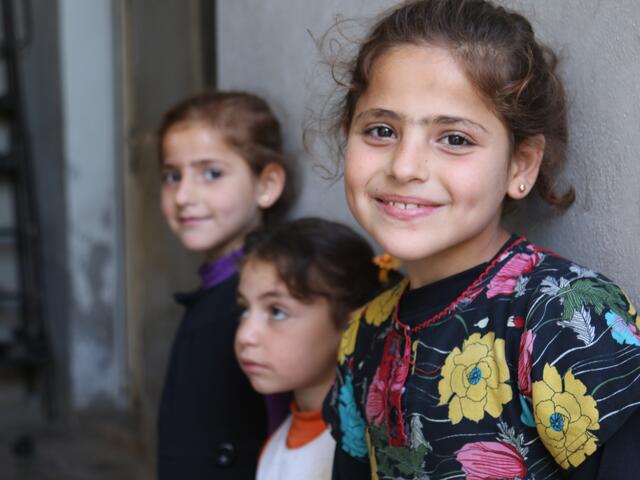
[256,162,286,209]
[507,134,545,200]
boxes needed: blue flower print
[605,311,640,346]
[338,373,368,458]
[519,394,535,427]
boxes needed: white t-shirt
[257,413,335,480]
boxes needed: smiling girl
[157,91,294,479]
[322,1,640,479]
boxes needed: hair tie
[373,253,401,285]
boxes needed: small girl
[234,218,400,480]
[156,91,294,479]
[322,1,640,479]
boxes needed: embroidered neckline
[393,236,527,335]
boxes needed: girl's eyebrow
[237,287,289,302]
[354,108,488,134]
[191,158,225,167]
[258,290,290,301]
[161,158,225,168]
[433,115,488,134]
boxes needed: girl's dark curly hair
[242,217,402,329]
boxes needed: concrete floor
[0,380,154,480]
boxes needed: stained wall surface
[59,0,126,409]
[217,0,640,304]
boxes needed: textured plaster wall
[217,0,640,304]
[59,0,125,409]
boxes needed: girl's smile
[177,215,213,225]
[374,193,443,221]
[344,45,530,288]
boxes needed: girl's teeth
[388,201,419,209]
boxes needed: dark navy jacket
[158,274,266,479]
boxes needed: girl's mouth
[375,194,442,219]
[239,359,269,374]
[179,215,211,225]
[381,200,422,210]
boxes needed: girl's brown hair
[242,217,402,329]
[159,90,297,223]
[336,0,574,210]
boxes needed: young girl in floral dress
[322,1,640,479]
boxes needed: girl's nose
[389,136,430,183]
[235,313,260,349]
[174,174,196,206]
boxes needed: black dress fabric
[330,263,487,480]
[327,238,640,479]
[157,274,266,479]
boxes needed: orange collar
[286,402,328,449]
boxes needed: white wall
[217,0,640,304]
[59,0,125,409]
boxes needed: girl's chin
[374,241,431,263]
[181,241,215,252]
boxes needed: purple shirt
[198,249,244,289]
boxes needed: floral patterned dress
[324,236,640,479]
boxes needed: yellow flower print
[338,308,362,364]
[438,332,512,424]
[364,278,408,326]
[532,364,600,469]
[623,291,640,330]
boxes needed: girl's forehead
[161,122,248,167]
[363,45,473,106]
[240,258,286,291]
[355,44,503,132]
[163,120,226,146]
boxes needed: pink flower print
[365,339,411,425]
[456,441,527,480]
[518,329,535,396]
[390,348,410,394]
[487,252,540,298]
[365,367,386,425]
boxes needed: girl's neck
[293,373,336,412]
[204,215,263,262]
[205,236,245,263]
[405,227,511,288]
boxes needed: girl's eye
[366,125,396,139]
[236,304,249,321]
[269,306,288,321]
[203,169,222,181]
[441,134,473,147]
[161,170,181,184]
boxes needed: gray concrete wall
[217,0,640,304]
[59,0,126,409]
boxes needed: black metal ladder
[0,0,48,406]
